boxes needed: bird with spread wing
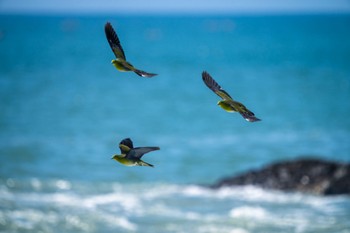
[112,138,160,167]
[104,22,157,78]
[202,71,261,122]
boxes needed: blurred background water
[0,14,350,233]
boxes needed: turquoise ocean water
[1,14,350,232]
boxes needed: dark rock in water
[211,158,350,195]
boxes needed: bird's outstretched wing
[202,71,233,100]
[105,22,126,60]
[132,147,160,159]
[119,138,134,154]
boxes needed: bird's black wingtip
[202,71,209,79]
[104,22,112,30]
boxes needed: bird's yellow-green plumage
[112,155,136,166]
[111,59,135,72]
[111,60,128,71]
[105,22,157,78]
[112,154,154,167]
[218,101,236,112]
[202,71,261,122]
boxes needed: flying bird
[202,71,261,122]
[104,22,157,78]
[112,138,160,167]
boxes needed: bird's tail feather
[240,111,261,122]
[138,160,154,167]
[134,69,157,78]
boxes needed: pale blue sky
[1,0,350,14]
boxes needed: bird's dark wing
[105,22,126,60]
[119,138,134,154]
[202,71,233,100]
[130,147,160,159]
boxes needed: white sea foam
[8,209,59,230]
[82,192,141,213]
[55,179,71,190]
[89,210,137,231]
[2,180,349,233]
[30,178,42,190]
[229,229,250,233]
[229,206,270,220]
[64,214,91,231]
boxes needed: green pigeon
[104,22,157,78]
[202,71,261,122]
[112,138,160,167]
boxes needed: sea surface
[0,14,350,233]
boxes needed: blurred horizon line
[1,10,350,17]
[1,0,350,16]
